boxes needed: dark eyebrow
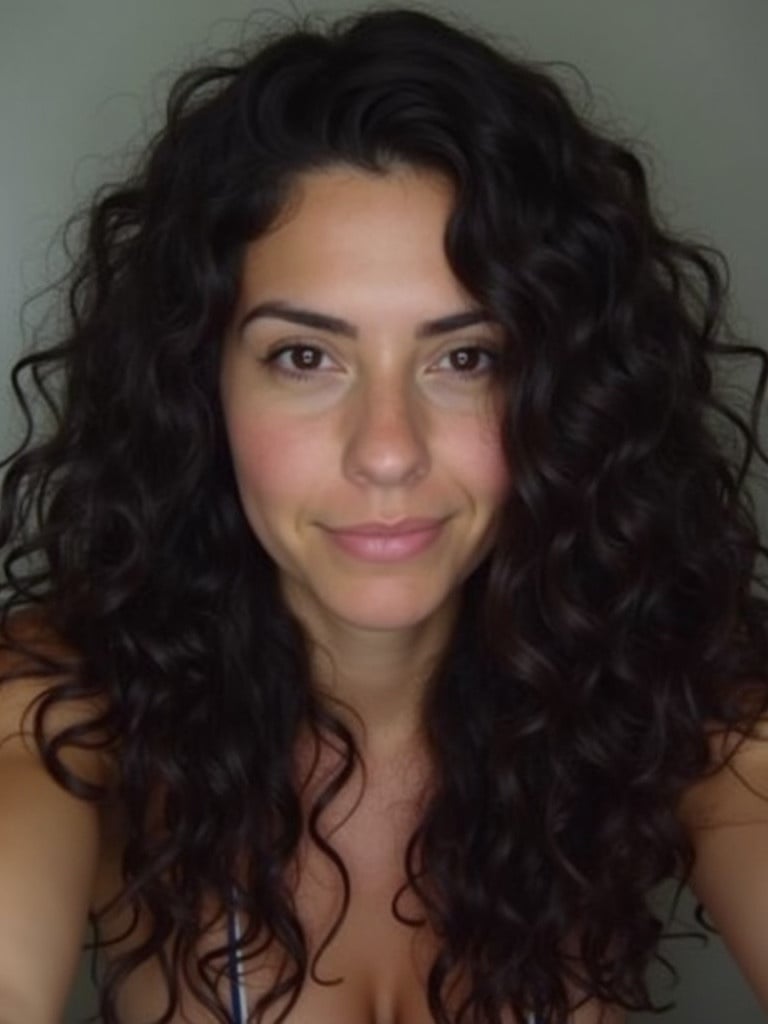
[237,301,495,340]
[238,301,357,338]
[416,309,494,338]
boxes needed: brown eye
[262,343,338,380]
[435,346,498,377]
[287,345,324,370]
[450,348,482,372]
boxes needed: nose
[342,372,430,487]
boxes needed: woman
[0,8,766,1023]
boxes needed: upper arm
[0,638,104,1023]
[679,723,768,1014]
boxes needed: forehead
[235,166,473,319]
[268,164,456,239]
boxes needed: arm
[0,667,103,1024]
[678,722,768,1013]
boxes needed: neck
[289,595,460,754]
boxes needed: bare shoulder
[0,609,108,767]
[678,716,768,830]
[0,610,107,1023]
[677,715,768,1013]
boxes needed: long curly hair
[2,8,767,1023]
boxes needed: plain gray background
[1,1,766,1021]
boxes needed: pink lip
[323,518,447,562]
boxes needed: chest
[96,761,454,1023]
[95,747,531,1024]
[234,767,438,1024]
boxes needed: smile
[322,519,446,563]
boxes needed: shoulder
[0,605,113,815]
[678,716,768,830]
[0,610,108,1021]
[0,609,110,777]
[677,715,768,1012]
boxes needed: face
[220,166,510,646]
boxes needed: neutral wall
[1,2,766,1022]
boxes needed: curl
[2,8,766,1022]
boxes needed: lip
[323,517,447,562]
[330,518,445,536]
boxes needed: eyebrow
[237,301,495,340]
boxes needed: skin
[1,164,767,1022]
[215,162,625,1024]
[220,165,511,748]
[679,724,768,1014]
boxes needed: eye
[261,343,338,380]
[432,345,499,377]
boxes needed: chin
[311,581,456,635]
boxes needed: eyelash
[260,345,326,380]
[260,343,499,382]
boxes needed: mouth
[322,518,447,562]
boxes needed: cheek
[473,451,512,517]
[225,410,329,508]
[444,409,511,504]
